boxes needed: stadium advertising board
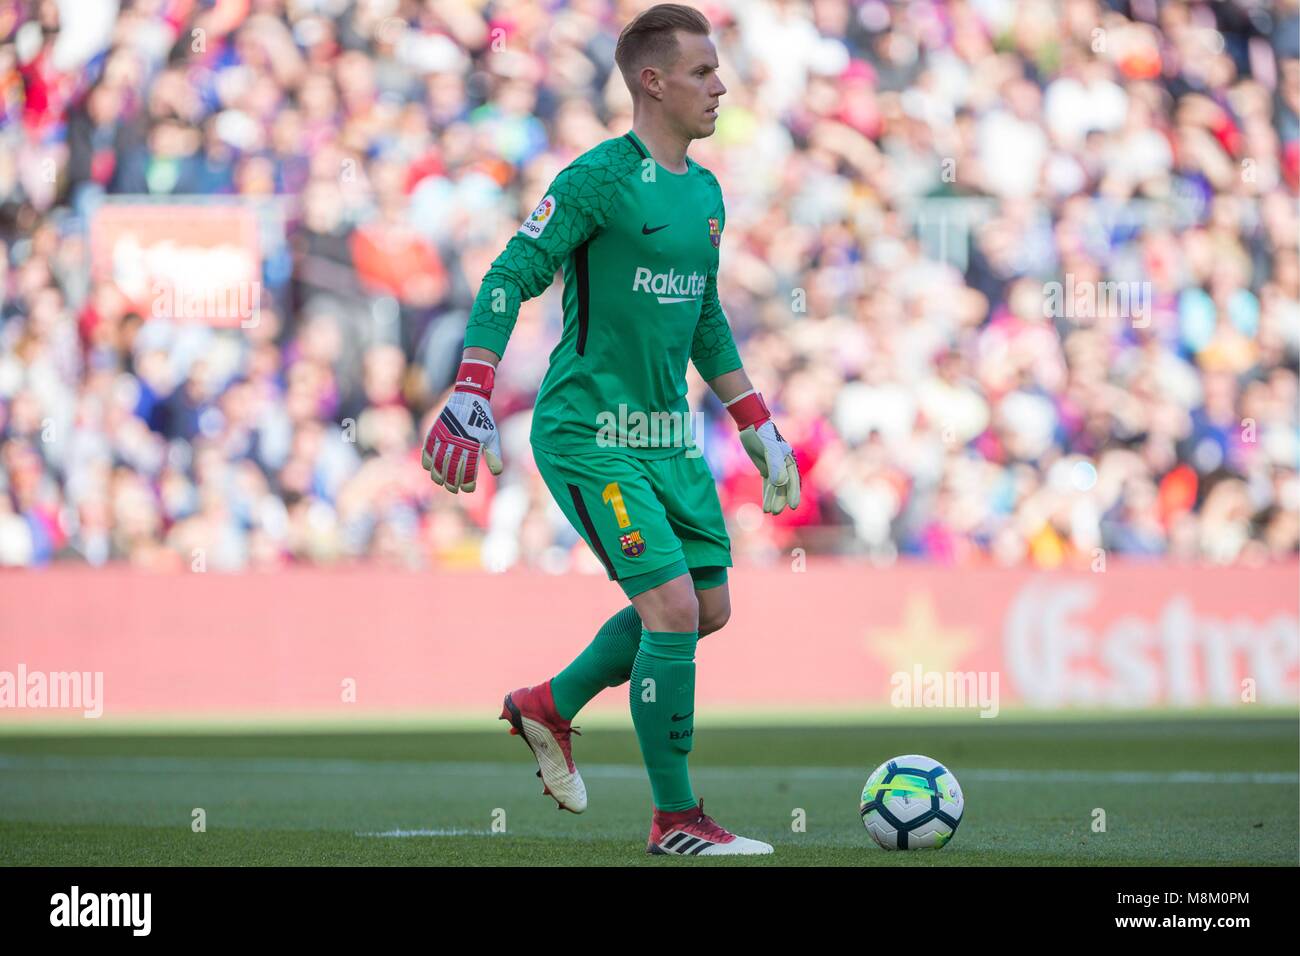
[89,203,262,328]
[2,563,1294,717]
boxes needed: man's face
[656,31,726,140]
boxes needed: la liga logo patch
[519,194,556,239]
[708,217,720,247]
[619,530,646,558]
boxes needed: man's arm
[690,267,742,383]
[693,271,801,515]
[463,162,612,362]
[706,366,754,405]
[422,162,615,492]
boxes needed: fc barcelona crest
[708,217,720,248]
[620,530,646,558]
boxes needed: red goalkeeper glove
[421,359,504,494]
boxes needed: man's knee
[697,592,731,638]
[633,576,700,633]
[657,589,700,633]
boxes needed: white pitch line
[960,769,1297,785]
[0,755,1294,786]
[355,828,493,838]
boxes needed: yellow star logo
[866,591,975,674]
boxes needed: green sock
[550,606,643,721]
[630,627,698,812]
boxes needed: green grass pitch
[1,714,1296,866]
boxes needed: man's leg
[633,570,772,854]
[550,573,730,719]
[511,448,691,809]
[621,451,731,810]
[629,572,701,812]
[549,605,642,721]
[694,577,731,637]
[520,449,740,820]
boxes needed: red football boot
[499,681,587,813]
[646,799,773,856]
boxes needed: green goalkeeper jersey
[463,130,742,458]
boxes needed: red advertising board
[0,562,1295,718]
[89,203,262,327]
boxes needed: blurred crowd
[0,0,1297,572]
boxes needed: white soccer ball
[859,754,964,850]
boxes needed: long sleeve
[691,266,742,381]
[464,160,618,357]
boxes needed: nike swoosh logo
[671,711,693,722]
[642,223,670,235]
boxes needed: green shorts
[533,446,732,599]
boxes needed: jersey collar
[625,129,693,176]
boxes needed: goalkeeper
[421,3,799,857]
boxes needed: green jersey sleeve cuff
[463,324,511,358]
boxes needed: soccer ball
[859,754,964,850]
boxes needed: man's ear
[640,65,663,101]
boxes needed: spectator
[0,0,1294,572]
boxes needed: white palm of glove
[738,420,801,515]
[456,390,503,462]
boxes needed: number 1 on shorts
[602,482,631,528]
